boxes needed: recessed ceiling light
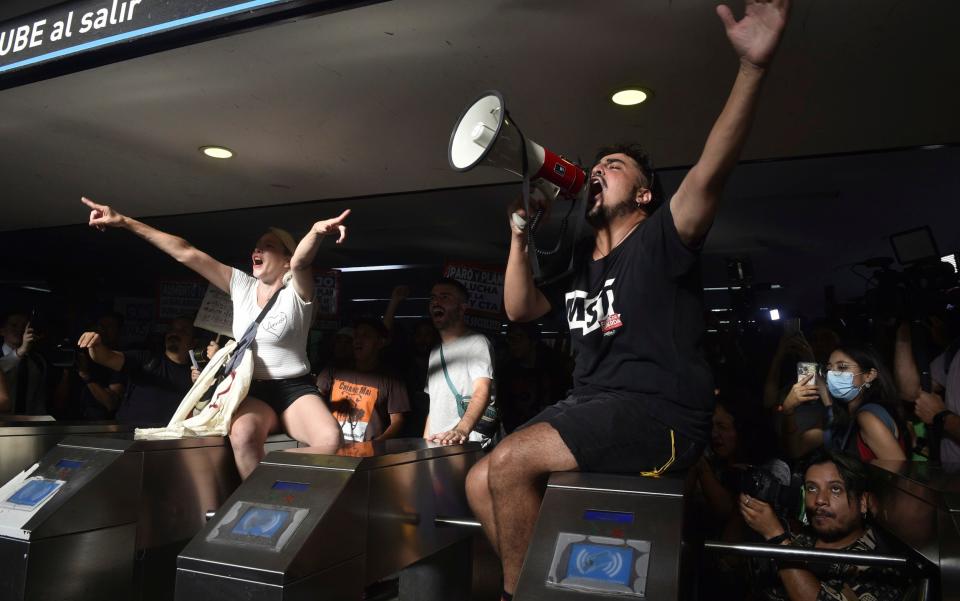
[611,88,651,106]
[200,146,234,159]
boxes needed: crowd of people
[1,1,953,600]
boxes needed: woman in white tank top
[81,196,348,478]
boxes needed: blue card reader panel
[231,507,291,538]
[7,478,61,508]
[208,501,309,553]
[546,532,651,597]
[565,543,633,586]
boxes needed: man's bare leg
[487,423,578,595]
[466,454,500,556]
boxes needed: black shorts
[248,375,320,415]
[521,393,702,474]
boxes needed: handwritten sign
[193,285,233,336]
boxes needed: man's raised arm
[671,0,790,246]
[504,204,552,322]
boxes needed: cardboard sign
[193,285,234,337]
[157,280,205,322]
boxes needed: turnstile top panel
[870,461,960,511]
[0,421,130,437]
[59,433,236,452]
[263,438,482,471]
[0,415,57,423]
[547,471,687,498]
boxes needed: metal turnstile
[868,460,960,601]
[0,432,298,601]
[176,438,482,601]
[0,418,132,483]
[514,472,693,601]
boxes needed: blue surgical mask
[826,370,862,402]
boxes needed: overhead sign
[0,0,380,85]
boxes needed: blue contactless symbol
[8,479,60,508]
[231,507,291,538]
[566,543,633,586]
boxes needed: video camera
[861,226,959,322]
[50,338,80,369]
[721,459,802,519]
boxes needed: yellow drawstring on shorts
[639,429,676,478]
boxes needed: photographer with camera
[0,310,47,415]
[740,449,904,601]
[694,398,782,601]
[51,312,127,420]
[781,345,906,462]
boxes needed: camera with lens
[50,338,79,369]
[865,259,958,322]
[721,459,802,519]
[861,227,959,322]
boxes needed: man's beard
[811,510,860,543]
[165,335,182,353]
[586,196,638,227]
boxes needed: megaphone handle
[512,111,543,282]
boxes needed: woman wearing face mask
[81,197,348,479]
[781,344,906,461]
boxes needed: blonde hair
[267,227,297,256]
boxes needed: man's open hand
[717,0,790,70]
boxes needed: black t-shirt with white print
[548,200,714,443]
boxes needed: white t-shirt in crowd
[230,269,313,380]
[425,330,495,443]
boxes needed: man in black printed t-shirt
[464,2,792,599]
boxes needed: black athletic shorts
[520,392,703,474]
[248,375,320,415]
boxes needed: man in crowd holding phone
[78,316,196,426]
[0,310,47,415]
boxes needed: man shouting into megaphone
[465,2,792,599]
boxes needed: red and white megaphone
[448,90,587,197]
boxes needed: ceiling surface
[1,0,959,318]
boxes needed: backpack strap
[440,344,469,417]
[223,285,284,375]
